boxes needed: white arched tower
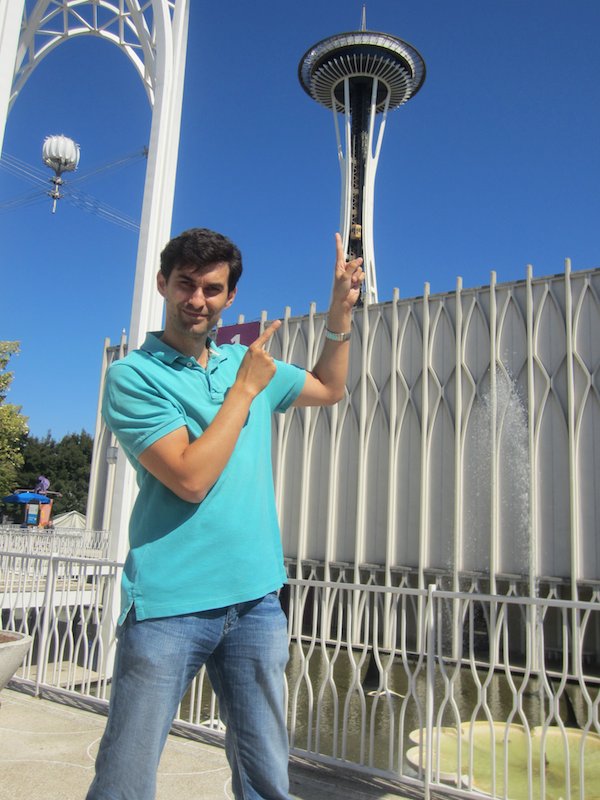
[0,0,190,562]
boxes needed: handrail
[2,550,599,797]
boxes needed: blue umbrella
[2,491,51,504]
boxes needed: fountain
[464,365,531,587]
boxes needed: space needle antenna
[299,16,426,304]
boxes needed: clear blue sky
[1,0,599,439]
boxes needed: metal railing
[282,578,600,799]
[2,549,599,799]
[0,525,111,559]
[1,550,119,702]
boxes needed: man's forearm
[139,382,256,503]
[309,341,350,402]
[315,304,353,394]
[295,303,353,406]
[292,234,363,408]
[139,322,281,503]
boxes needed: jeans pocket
[116,603,136,639]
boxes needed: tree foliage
[16,431,94,516]
[0,342,28,498]
[0,342,93,518]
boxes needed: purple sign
[216,321,261,347]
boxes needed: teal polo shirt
[102,331,306,622]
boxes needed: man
[87,227,363,800]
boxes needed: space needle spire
[299,13,425,304]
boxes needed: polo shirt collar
[141,331,226,367]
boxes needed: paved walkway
[0,687,421,800]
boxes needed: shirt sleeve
[102,361,186,461]
[220,343,306,414]
[267,359,306,413]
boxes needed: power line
[0,146,147,230]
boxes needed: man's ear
[157,271,167,297]
[225,288,237,309]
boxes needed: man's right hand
[234,320,281,397]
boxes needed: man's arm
[138,321,280,503]
[294,233,364,407]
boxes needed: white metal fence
[3,549,599,798]
[0,525,111,559]
[281,577,600,799]
[1,550,119,701]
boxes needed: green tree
[0,342,28,498]
[16,430,93,515]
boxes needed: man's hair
[160,228,243,291]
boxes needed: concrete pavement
[0,687,421,800]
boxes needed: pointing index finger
[252,319,282,349]
[334,232,362,271]
[335,232,345,263]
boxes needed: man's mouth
[182,309,208,321]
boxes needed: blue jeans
[86,592,291,800]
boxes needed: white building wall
[93,265,600,597]
[271,266,600,595]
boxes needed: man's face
[157,262,236,341]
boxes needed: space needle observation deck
[299,18,425,304]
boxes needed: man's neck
[160,330,211,367]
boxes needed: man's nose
[188,287,205,306]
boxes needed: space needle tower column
[299,15,425,304]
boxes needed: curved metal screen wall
[269,264,600,599]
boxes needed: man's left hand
[330,232,365,312]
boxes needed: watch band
[325,328,351,342]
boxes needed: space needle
[299,11,425,304]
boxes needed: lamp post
[42,134,80,213]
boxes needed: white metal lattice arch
[10,1,163,107]
[0,0,190,563]
[0,0,189,344]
